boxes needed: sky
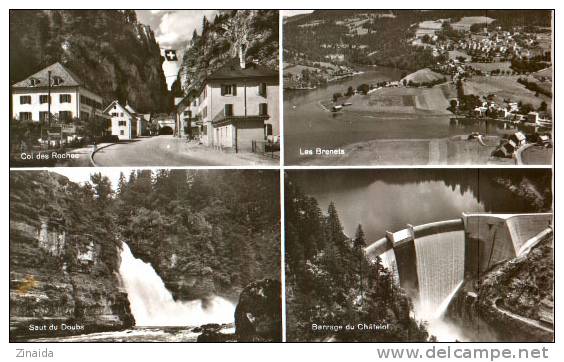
[54,168,137,191]
[136,10,219,89]
[280,10,314,17]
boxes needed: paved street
[92,136,278,166]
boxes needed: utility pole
[47,71,52,147]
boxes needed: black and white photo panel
[10,169,281,342]
[10,10,280,167]
[284,169,553,342]
[283,10,553,166]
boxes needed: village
[10,15,280,167]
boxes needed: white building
[11,62,104,124]
[103,100,138,140]
[176,47,279,153]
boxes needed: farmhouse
[11,62,105,124]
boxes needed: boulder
[234,279,282,342]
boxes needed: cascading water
[379,249,400,285]
[413,230,466,341]
[118,242,235,327]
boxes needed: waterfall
[414,230,465,318]
[118,242,235,327]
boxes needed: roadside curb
[89,143,117,167]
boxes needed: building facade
[103,100,138,140]
[175,51,279,153]
[11,62,104,124]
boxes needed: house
[175,89,201,140]
[509,131,527,147]
[12,62,104,124]
[125,103,148,137]
[103,100,138,140]
[184,46,279,152]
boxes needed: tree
[538,101,548,112]
[90,172,113,204]
[346,86,355,97]
[332,92,342,102]
[356,83,370,95]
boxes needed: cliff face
[447,234,553,342]
[9,172,134,341]
[10,10,170,113]
[176,10,279,94]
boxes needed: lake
[289,169,541,243]
[284,67,542,165]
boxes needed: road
[493,298,553,333]
[92,136,278,167]
[92,136,221,166]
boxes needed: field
[415,20,444,37]
[464,76,552,112]
[344,86,451,115]
[402,68,445,84]
[451,16,495,31]
[467,61,512,73]
[448,50,472,61]
[284,64,321,77]
[521,145,552,165]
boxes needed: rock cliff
[176,10,279,95]
[9,171,134,341]
[10,10,170,112]
[447,234,553,342]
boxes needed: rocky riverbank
[10,171,134,341]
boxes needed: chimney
[239,44,247,69]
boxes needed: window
[80,112,90,120]
[221,84,237,96]
[30,78,40,86]
[19,112,32,121]
[39,95,51,104]
[265,124,273,138]
[118,120,127,126]
[259,103,268,116]
[19,96,31,104]
[202,107,208,118]
[259,82,267,97]
[120,130,124,135]
[203,125,207,135]
[59,111,72,121]
[60,94,72,103]
[224,104,234,116]
[39,112,49,122]
[52,76,63,86]
[184,110,192,118]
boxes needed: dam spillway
[364,213,552,318]
[414,230,465,317]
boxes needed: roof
[206,59,278,82]
[103,100,135,119]
[12,62,84,89]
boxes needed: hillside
[401,68,445,85]
[10,10,170,113]
[175,10,279,95]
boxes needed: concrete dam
[365,213,553,316]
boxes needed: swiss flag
[164,49,178,62]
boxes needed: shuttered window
[259,103,268,116]
[20,96,31,104]
[224,104,234,116]
[259,82,267,97]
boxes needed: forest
[284,175,433,342]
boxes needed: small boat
[342,102,352,106]
[331,105,343,112]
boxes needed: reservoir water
[284,67,540,164]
